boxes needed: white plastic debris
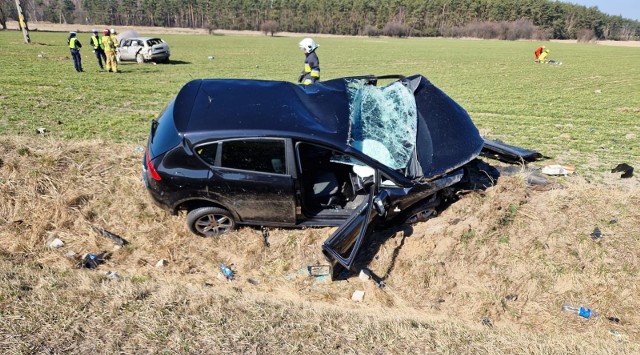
[156,259,168,267]
[352,290,365,302]
[358,269,371,281]
[49,238,64,249]
[105,271,120,280]
[541,164,575,176]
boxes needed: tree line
[2,0,639,40]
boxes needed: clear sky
[564,1,640,21]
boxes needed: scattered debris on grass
[358,268,372,281]
[219,263,235,280]
[48,238,64,249]
[591,227,603,241]
[156,259,168,267]
[352,290,365,302]
[611,163,634,178]
[105,271,120,280]
[80,252,110,269]
[542,164,576,176]
[92,226,128,246]
[261,226,270,247]
[561,304,599,319]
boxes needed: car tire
[404,207,437,225]
[187,207,236,237]
[402,195,440,225]
[136,53,144,64]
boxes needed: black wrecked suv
[143,74,486,270]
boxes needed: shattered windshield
[347,79,417,170]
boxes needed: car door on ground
[197,138,297,224]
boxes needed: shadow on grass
[166,60,191,65]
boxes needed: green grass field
[1,30,640,353]
[1,31,638,176]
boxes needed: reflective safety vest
[91,35,104,50]
[302,51,320,85]
[69,37,80,49]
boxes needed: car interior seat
[312,171,341,207]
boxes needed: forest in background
[1,0,639,40]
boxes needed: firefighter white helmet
[298,38,318,53]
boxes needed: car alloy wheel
[405,208,437,224]
[187,207,236,237]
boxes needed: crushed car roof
[172,74,484,179]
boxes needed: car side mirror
[373,190,390,217]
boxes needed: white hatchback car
[117,37,170,63]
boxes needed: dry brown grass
[1,135,639,353]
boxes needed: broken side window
[347,79,417,170]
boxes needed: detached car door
[322,184,388,270]
[204,138,297,224]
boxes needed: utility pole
[14,0,31,44]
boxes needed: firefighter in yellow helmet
[102,29,118,73]
[297,38,320,85]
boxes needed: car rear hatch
[147,38,170,57]
[144,98,181,188]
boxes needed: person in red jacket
[534,45,545,62]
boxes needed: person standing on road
[68,31,83,72]
[102,29,118,73]
[298,38,320,85]
[89,29,106,71]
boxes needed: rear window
[149,99,181,157]
[147,38,163,46]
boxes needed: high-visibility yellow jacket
[69,37,81,50]
[90,35,104,50]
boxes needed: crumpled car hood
[411,75,484,179]
[346,75,484,180]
